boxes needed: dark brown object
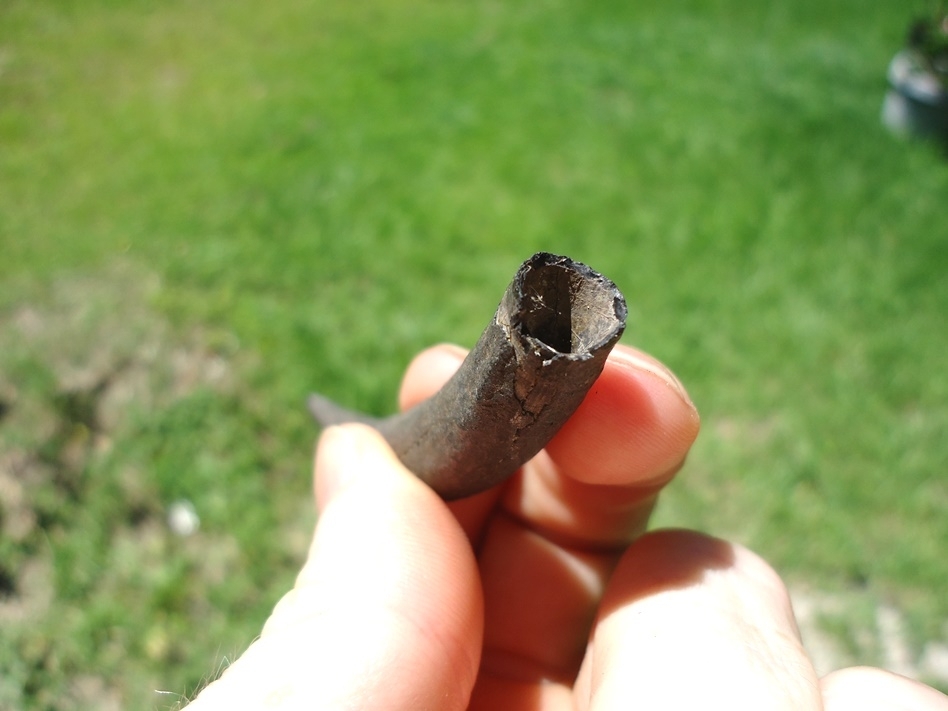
[308,252,627,500]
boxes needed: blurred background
[1,0,946,707]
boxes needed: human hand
[186,344,948,710]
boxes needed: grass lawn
[1,0,947,706]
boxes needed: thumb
[187,424,483,710]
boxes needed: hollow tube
[308,252,627,500]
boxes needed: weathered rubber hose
[308,252,627,500]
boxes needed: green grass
[2,0,947,706]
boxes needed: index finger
[398,343,700,546]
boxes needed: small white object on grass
[167,499,200,537]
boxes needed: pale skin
[187,344,948,710]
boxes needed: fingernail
[316,424,368,493]
[612,349,696,410]
[317,423,406,499]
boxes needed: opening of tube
[520,262,574,353]
[518,256,624,356]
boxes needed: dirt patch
[0,261,244,709]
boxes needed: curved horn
[308,252,627,500]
